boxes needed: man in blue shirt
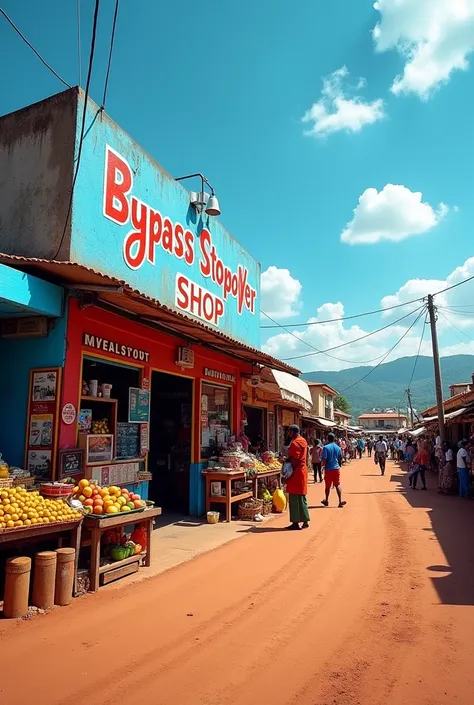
[321,433,346,508]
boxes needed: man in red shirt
[286,425,310,530]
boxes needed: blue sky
[2,0,474,372]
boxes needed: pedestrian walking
[366,437,373,457]
[285,425,311,530]
[321,432,346,508]
[375,436,388,475]
[439,442,455,494]
[357,437,365,459]
[411,449,428,490]
[311,438,323,483]
[456,440,471,499]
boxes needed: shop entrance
[243,405,266,453]
[148,371,193,514]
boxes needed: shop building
[358,412,407,435]
[0,88,306,516]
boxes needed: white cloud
[373,0,474,99]
[261,256,474,372]
[302,66,385,137]
[341,184,448,245]
[260,266,302,319]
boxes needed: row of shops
[0,86,316,519]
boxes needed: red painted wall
[59,297,251,462]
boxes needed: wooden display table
[204,470,253,522]
[0,519,83,595]
[250,469,281,498]
[83,507,161,592]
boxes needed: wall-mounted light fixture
[175,172,221,216]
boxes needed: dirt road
[2,456,474,705]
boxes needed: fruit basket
[0,477,13,489]
[12,475,35,488]
[262,499,273,516]
[84,505,146,520]
[40,482,74,499]
[237,497,263,521]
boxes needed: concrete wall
[0,314,67,467]
[0,88,77,259]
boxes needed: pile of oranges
[72,479,145,515]
[0,487,82,530]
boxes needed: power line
[101,0,119,108]
[77,0,81,86]
[260,296,424,329]
[281,305,425,362]
[0,7,71,88]
[433,273,474,296]
[438,311,474,351]
[339,307,427,393]
[407,311,428,388]
[52,0,100,260]
[261,311,391,365]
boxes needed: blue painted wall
[70,93,261,349]
[190,461,207,516]
[0,315,67,467]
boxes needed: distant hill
[302,355,474,422]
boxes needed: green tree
[334,394,351,414]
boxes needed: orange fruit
[79,479,89,490]
[93,504,103,515]
[83,498,94,507]
[82,486,93,498]
[133,500,143,509]
[106,505,118,514]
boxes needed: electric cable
[52,0,100,260]
[437,311,474,351]
[262,311,393,365]
[338,307,427,393]
[0,7,71,88]
[281,304,425,362]
[101,0,119,108]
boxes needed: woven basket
[12,476,35,488]
[0,477,13,489]
[262,499,273,516]
[237,498,263,521]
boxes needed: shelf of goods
[203,470,253,523]
[82,507,162,591]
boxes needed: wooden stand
[0,520,83,595]
[251,469,281,498]
[83,507,162,592]
[204,470,253,522]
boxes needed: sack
[281,460,293,480]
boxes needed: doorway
[148,371,193,514]
[243,405,266,453]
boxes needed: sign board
[71,95,261,349]
[59,449,84,477]
[128,387,150,423]
[25,367,62,480]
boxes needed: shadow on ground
[390,461,474,607]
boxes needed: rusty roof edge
[0,253,299,376]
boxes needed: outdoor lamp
[175,172,221,216]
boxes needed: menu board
[25,367,62,479]
[128,387,150,423]
[59,449,84,478]
[116,423,140,459]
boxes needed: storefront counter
[203,470,253,522]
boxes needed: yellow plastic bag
[272,488,287,513]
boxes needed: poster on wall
[25,367,62,480]
[27,450,52,479]
[128,387,150,423]
[32,370,58,402]
[28,414,53,446]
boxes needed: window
[201,384,231,458]
[324,395,333,420]
[376,419,385,428]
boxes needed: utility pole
[427,294,446,445]
[406,388,414,428]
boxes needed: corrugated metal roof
[0,253,300,375]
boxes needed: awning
[422,407,468,424]
[410,426,426,437]
[301,413,335,428]
[0,263,63,318]
[0,254,298,375]
[258,368,313,412]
